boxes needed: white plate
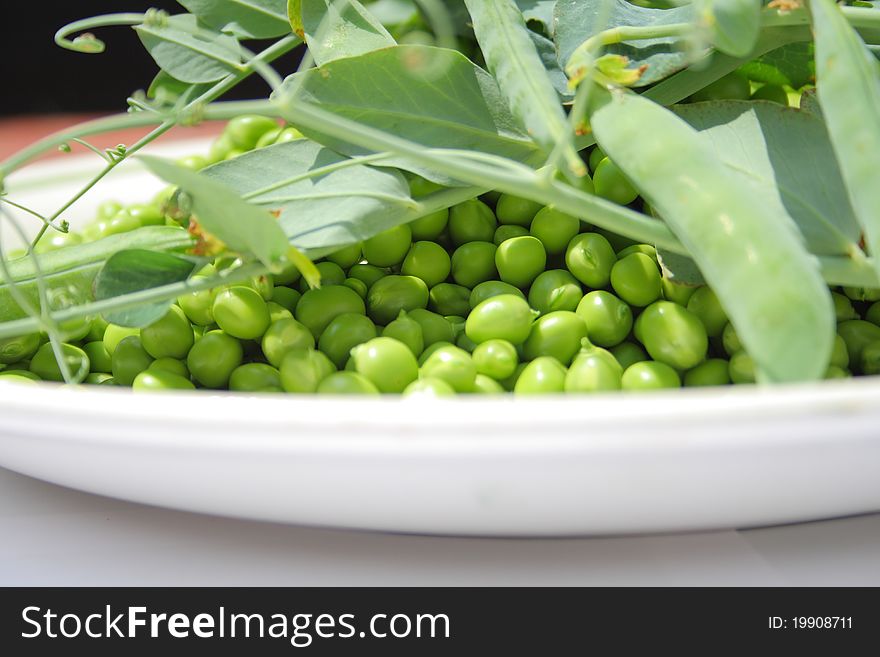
[1,142,879,537]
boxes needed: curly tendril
[54,13,155,54]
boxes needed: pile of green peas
[2,114,878,395]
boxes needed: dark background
[3,2,301,116]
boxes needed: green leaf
[656,249,705,287]
[529,30,573,101]
[463,0,580,174]
[178,0,292,39]
[199,139,417,252]
[516,0,557,34]
[147,71,212,108]
[697,0,760,58]
[591,90,834,383]
[673,100,861,257]
[810,0,880,280]
[135,14,243,84]
[0,227,192,323]
[737,42,815,89]
[94,250,197,327]
[555,0,697,88]
[275,45,540,184]
[139,156,289,267]
[294,0,396,65]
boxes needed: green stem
[0,197,66,233]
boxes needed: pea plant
[1,0,879,384]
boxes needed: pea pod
[463,0,583,176]
[590,90,834,383]
[809,0,880,280]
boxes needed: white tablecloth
[1,466,878,586]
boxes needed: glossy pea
[362,224,412,267]
[261,318,316,368]
[684,359,731,387]
[225,115,278,150]
[576,291,633,347]
[419,344,477,393]
[565,233,617,288]
[610,253,662,308]
[721,322,742,357]
[133,370,195,391]
[318,313,378,369]
[621,361,681,391]
[837,320,880,372]
[409,208,449,241]
[30,342,90,383]
[300,262,346,291]
[472,374,505,394]
[469,281,526,310]
[610,341,648,371]
[403,377,456,397]
[408,309,455,346]
[523,311,589,366]
[466,294,537,345]
[344,277,369,299]
[530,207,580,256]
[187,332,243,388]
[0,333,40,365]
[212,286,271,340]
[111,336,154,386]
[514,357,567,394]
[495,194,543,226]
[274,261,302,286]
[102,324,140,356]
[84,373,113,385]
[295,285,366,338]
[617,243,657,263]
[367,275,429,326]
[451,241,498,288]
[495,236,546,289]
[141,305,194,359]
[271,286,301,314]
[351,337,419,393]
[661,278,698,306]
[728,351,756,384]
[402,241,451,288]
[279,347,335,393]
[751,84,789,105]
[82,341,113,374]
[593,158,639,206]
[316,371,381,395]
[428,283,470,317]
[832,292,859,322]
[148,357,189,379]
[455,332,479,353]
[635,301,708,371]
[472,339,518,380]
[448,199,497,245]
[266,302,293,324]
[686,287,728,338]
[588,146,606,173]
[348,264,388,290]
[177,279,216,326]
[86,316,110,343]
[493,224,530,245]
[382,311,424,356]
[565,350,623,393]
[229,363,282,392]
[326,243,362,270]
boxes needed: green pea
[211,286,271,341]
[751,84,789,105]
[270,286,301,314]
[466,294,537,345]
[837,320,880,371]
[691,71,751,102]
[523,311,589,366]
[588,146,606,173]
[565,233,617,288]
[635,301,708,370]
[451,241,498,288]
[617,244,657,264]
[832,292,860,322]
[402,241,451,288]
[610,253,662,307]
[30,342,90,383]
[351,337,419,393]
[111,336,154,386]
[472,339,518,380]
[448,199,497,245]
[316,371,381,395]
[621,361,681,391]
[686,287,728,338]
[514,357,567,394]
[279,347,334,393]
[576,291,633,347]
[844,286,880,302]
[34,230,83,253]
[101,210,141,237]
[261,318,315,368]
[225,115,279,150]
[419,344,477,392]
[348,264,388,290]
[140,305,194,359]
[58,316,92,343]
[265,302,292,324]
[455,332,479,353]
[409,208,449,241]
[367,275,429,325]
[428,283,471,317]
[610,341,648,370]
[326,243,362,270]
[495,194,543,226]
[445,315,466,338]
[721,322,742,357]
[255,126,283,149]
[133,370,195,391]
[469,281,526,310]
[830,334,849,369]
[84,373,113,385]
[229,363,282,392]
[362,224,412,267]
[565,351,623,393]
[825,365,851,380]
[684,359,731,387]
[208,134,234,163]
[296,285,366,338]
[318,313,378,369]
[300,262,346,291]
[101,324,139,356]
[274,261,302,286]
[593,158,639,206]
[403,377,456,397]
[85,316,109,343]
[0,373,39,385]
[148,357,190,379]
[82,341,113,373]
[343,277,369,299]
[493,224,530,245]
[661,278,698,306]
[866,301,880,327]
[0,333,40,365]
[382,311,424,356]
[274,126,304,144]
[177,279,216,327]
[96,199,124,221]
[187,331,243,388]
[495,236,546,289]
[530,207,580,256]
[408,309,455,347]
[860,341,880,376]
[472,374,505,394]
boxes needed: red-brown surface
[0,114,223,162]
